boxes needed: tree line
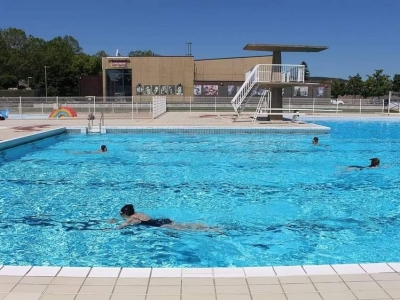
[0,27,158,96]
[331,70,400,99]
[1,27,398,98]
[302,61,399,99]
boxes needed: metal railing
[255,64,305,83]
[231,64,306,114]
[253,90,271,123]
[231,67,258,113]
[99,112,104,132]
[1,96,399,120]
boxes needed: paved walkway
[1,112,400,300]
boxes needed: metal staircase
[231,64,305,115]
[252,90,272,123]
[231,66,258,114]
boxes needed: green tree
[95,50,108,57]
[128,50,160,57]
[300,61,310,80]
[72,54,102,76]
[0,27,111,95]
[360,81,372,99]
[346,73,363,98]
[41,36,83,96]
[331,80,346,98]
[0,33,8,75]
[364,69,392,98]
[0,75,18,89]
[392,74,400,92]
[0,27,29,78]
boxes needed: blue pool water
[1,120,400,268]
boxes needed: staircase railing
[231,65,259,114]
[231,64,305,115]
[252,90,271,123]
[99,112,104,132]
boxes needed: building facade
[101,55,278,98]
[95,55,331,98]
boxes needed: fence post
[359,98,362,114]
[336,100,339,114]
[19,96,22,118]
[288,97,291,112]
[189,96,192,114]
[42,103,44,114]
[215,97,217,113]
[312,98,315,114]
[94,96,96,116]
[132,95,134,120]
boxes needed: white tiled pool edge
[0,263,399,278]
[68,125,331,134]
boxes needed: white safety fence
[152,96,166,119]
[0,96,399,120]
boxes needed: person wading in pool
[348,157,380,170]
[113,204,213,231]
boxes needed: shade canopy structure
[243,44,329,53]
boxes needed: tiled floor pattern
[1,264,400,299]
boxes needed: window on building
[106,69,132,97]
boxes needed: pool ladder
[88,113,105,133]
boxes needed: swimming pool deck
[1,111,400,300]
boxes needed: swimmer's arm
[115,218,141,230]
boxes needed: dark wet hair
[100,145,107,152]
[120,204,134,216]
[313,137,319,142]
[370,158,380,167]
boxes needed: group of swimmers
[312,136,380,169]
[107,138,380,231]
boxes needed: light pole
[27,77,32,88]
[44,66,50,102]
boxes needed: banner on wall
[317,87,324,97]
[293,86,308,97]
[194,85,202,96]
[203,85,218,96]
[143,85,151,95]
[136,85,143,95]
[176,85,184,95]
[160,85,168,95]
[228,85,236,96]
[152,85,159,95]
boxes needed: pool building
[88,44,331,103]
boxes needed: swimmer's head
[312,137,319,145]
[100,145,107,152]
[120,204,134,216]
[370,158,380,167]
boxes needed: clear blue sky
[1,0,398,79]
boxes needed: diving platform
[231,43,328,120]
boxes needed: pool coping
[1,263,400,278]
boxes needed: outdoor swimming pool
[1,120,400,268]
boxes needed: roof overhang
[244,44,328,52]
